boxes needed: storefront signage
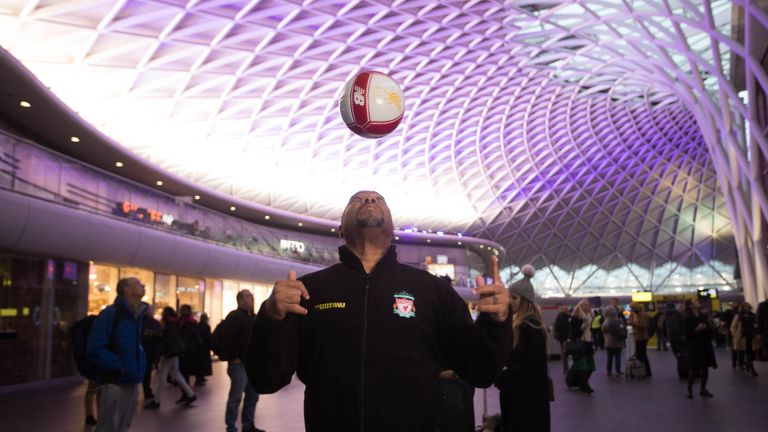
[117,201,175,226]
[436,254,448,264]
[280,239,306,253]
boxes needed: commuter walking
[731,303,759,376]
[553,305,570,373]
[496,265,550,432]
[70,314,99,426]
[144,307,196,409]
[569,300,596,394]
[629,304,652,378]
[86,277,147,432]
[601,307,627,376]
[178,304,203,387]
[195,313,213,386]
[140,304,162,405]
[216,290,266,432]
[663,302,684,356]
[684,299,717,399]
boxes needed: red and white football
[339,71,404,139]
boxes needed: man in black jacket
[245,190,512,432]
[221,290,265,432]
[553,304,570,373]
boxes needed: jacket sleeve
[87,308,122,373]
[435,284,512,388]
[244,300,299,394]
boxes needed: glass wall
[0,255,88,386]
[154,273,177,316]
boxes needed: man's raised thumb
[288,270,298,281]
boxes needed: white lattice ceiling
[0,0,743,270]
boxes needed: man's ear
[337,225,343,238]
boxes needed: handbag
[564,340,585,356]
[546,372,555,402]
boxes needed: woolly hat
[508,265,536,302]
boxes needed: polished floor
[1,348,766,432]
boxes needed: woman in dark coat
[178,304,203,386]
[195,313,213,385]
[683,299,717,399]
[496,265,550,432]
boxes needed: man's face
[124,278,145,306]
[611,298,619,308]
[238,291,254,311]
[339,191,394,241]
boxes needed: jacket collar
[338,244,398,275]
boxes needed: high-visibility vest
[591,315,602,330]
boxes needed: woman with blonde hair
[569,299,596,393]
[495,265,550,432]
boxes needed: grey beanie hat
[508,264,536,302]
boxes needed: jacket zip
[359,278,370,432]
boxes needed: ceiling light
[298,222,303,227]
[155,180,163,186]
[395,236,400,240]
[19,101,31,108]
[194,195,200,200]
[264,215,270,220]
[70,136,80,143]
[229,206,236,211]
[427,239,431,243]
[330,228,336,233]
[115,161,123,167]
[458,241,462,245]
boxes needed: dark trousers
[635,340,652,376]
[143,356,157,399]
[606,347,622,373]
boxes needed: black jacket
[553,312,569,342]
[496,316,550,432]
[245,245,512,432]
[757,300,768,340]
[220,308,255,361]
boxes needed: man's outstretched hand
[473,256,509,322]
[264,271,310,320]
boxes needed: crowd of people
[71,190,768,432]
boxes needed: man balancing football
[245,190,512,431]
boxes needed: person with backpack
[628,303,652,378]
[86,277,147,432]
[214,290,265,432]
[71,314,99,425]
[601,307,627,377]
[144,306,196,409]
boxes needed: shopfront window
[155,273,177,316]
[222,280,239,318]
[88,264,119,315]
[177,276,204,314]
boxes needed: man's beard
[356,215,385,228]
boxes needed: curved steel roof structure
[0,1,766,300]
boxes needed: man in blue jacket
[87,277,147,432]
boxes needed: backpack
[613,321,628,340]
[70,311,121,379]
[211,319,237,361]
[70,315,98,379]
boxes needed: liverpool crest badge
[393,291,416,318]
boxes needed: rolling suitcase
[625,355,646,379]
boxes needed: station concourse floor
[1,348,766,432]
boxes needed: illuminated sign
[117,201,175,225]
[631,291,653,302]
[280,239,306,253]
[697,288,718,299]
[436,254,448,264]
